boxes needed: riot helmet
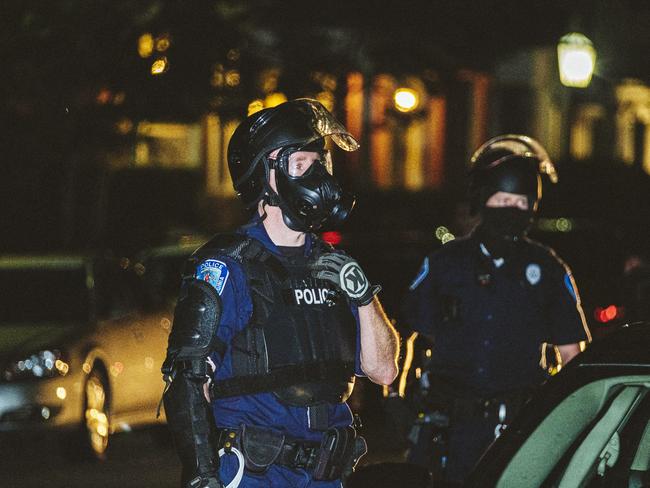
[468,134,557,215]
[227,98,359,232]
[468,135,557,257]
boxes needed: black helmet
[227,99,359,231]
[468,134,557,214]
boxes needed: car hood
[0,323,82,358]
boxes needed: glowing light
[441,233,456,244]
[155,34,171,52]
[316,91,335,112]
[113,92,126,105]
[151,57,169,76]
[557,33,596,88]
[55,359,69,375]
[115,118,133,135]
[321,231,343,245]
[161,318,171,330]
[594,305,620,323]
[41,407,51,419]
[415,367,422,379]
[556,218,572,232]
[110,362,124,377]
[82,362,91,374]
[435,226,449,240]
[264,92,288,108]
[96,89,112,105]
[56,387,67,400]
[394,88,419,113]
[138,33,154,58]
[211,64,225,88]
[247,99,264,116]
[225,70,240,87]
[425,349,432,358]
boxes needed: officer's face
[485,191,529,210]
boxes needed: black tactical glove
[311,253,381,306]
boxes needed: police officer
[161,99,400,488]
[402,135,591,485]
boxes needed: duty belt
[217,424,367,481]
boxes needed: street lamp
[557,33,597,88]
[393,87,420,113]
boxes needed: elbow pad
[162,278,223,380]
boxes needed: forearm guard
[161,277,223,487]
[164,374,222,487]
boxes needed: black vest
[198,233,358,406]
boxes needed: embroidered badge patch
[409,257,430,290]
[525,263,542,285]
[196,259,229,296]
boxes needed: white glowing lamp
[557,33,596,88]
[393,88,419,113]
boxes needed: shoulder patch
[196,259,230,296]
[409,257,430,290]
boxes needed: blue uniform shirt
[404,234,590,397]
[194,220,362,442]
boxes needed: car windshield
[0,258,91,324]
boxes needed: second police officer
[402,135,592,485]
[161,99,400,488]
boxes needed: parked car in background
[0,237,204,460]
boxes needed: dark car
[0,239,202,460]
[464,321,650,488]
[348,322,650,488]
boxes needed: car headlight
[2,349,69,382]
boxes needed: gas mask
[269,143,355,232]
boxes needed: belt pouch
[240,424,285,473]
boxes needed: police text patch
[196,259,229,296]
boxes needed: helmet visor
[300,99,360,152]
[471,134,558,183]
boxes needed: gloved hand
[311,253,381,306]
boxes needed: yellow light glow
[264,92,288,108]
[55,359,69,375]
[316,91,335,112]
[161,317,171,330]
[247,99,264,116]
[557,33,596,88]
[82,362,91,374]
[151,57,169,76]
[155,34,171,52]
[441,232,456,244]
[435,226,449,240]
[56,387,67,400]
[138,33,154,58]
[394,88,419,112]
[225,70,240,87]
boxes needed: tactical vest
[194,232,357,407]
